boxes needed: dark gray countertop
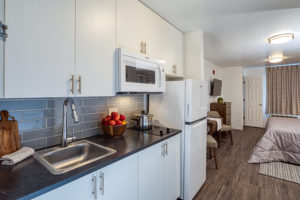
[0,127,181,200]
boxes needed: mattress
[248,117,300,165]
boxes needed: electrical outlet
[108,108,118,115]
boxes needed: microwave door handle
[158,66,162,88]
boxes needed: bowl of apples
[101,112,127,137]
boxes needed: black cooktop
[132,126,172,136]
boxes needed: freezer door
[185,80,208,123]
[184,119,207,200]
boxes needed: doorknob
[259,104,262,106]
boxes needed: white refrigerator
[150,79,208,200]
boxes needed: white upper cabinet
[5,0,76,98]
[184,30,205,81]
[116,0,183,78]
[163,25,184,78]
[76,0,116,97]
[116,0,150,54]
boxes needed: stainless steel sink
[34,140,116,175]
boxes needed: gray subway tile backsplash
[0,95,145,149]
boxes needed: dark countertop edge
[18,129,182,200]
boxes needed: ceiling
[139,0,300,67]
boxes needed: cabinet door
[163,134,181,200]
[0,0,4,97]
[5,0,75,98]
[164,26,183,78]
[116,0,163,60]
[99,154,138,200]
[76,0,115,97]
[33,173,97,200]
[116,0,146,53]
[138,141,163,200]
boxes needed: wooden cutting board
[0,110,21,157]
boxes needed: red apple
[105,115,111,122]
[120,114,126,121]
[111,112,118,116]
[104,122,109,126]
[111,113,120,121]
[115,114,120,121]
[108,120,116,126]
[101,118,106,124]
[116,120,123,125]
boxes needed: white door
[184,119,207,200]
[245,76,264,127]
[33,173,96,200]
[185,80,208,122]
[5,0,75,98]
[163,134,181,200]
[76,0,115,97]
[0,0,4,97]
[99,154,138,200]
[138,141,163,200]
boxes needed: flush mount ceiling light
[267,33,295,44]
[268,55,284,63]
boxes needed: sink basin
[34,140,116,175]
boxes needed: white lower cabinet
[34,172,97,200]
[162,134,181,200]
[33,135,180,200]
[34,154,137,200]
[98,153,138,200]
[138,134,181,200]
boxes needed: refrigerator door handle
[187,104,190,117]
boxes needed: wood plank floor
[194,126,300,200]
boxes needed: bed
[248,117,300,165]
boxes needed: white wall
[243,67,268,127]
[222,66,244,130]
[184,30,204,81]
[204,59,223,108]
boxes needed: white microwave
[116,48,166,93]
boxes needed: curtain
[266,65,300,115]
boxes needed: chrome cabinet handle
[140,41,146,54]
[165,142,168,156]
[172,65,177,74]
[140,41,143,54]
[77,75,82,94]
[92,175,97,200]
[70,75,75,94]
[99,172,104,195]
[161,143,165,157]
[0,21,8,41]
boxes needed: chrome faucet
[62,97,79,148]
